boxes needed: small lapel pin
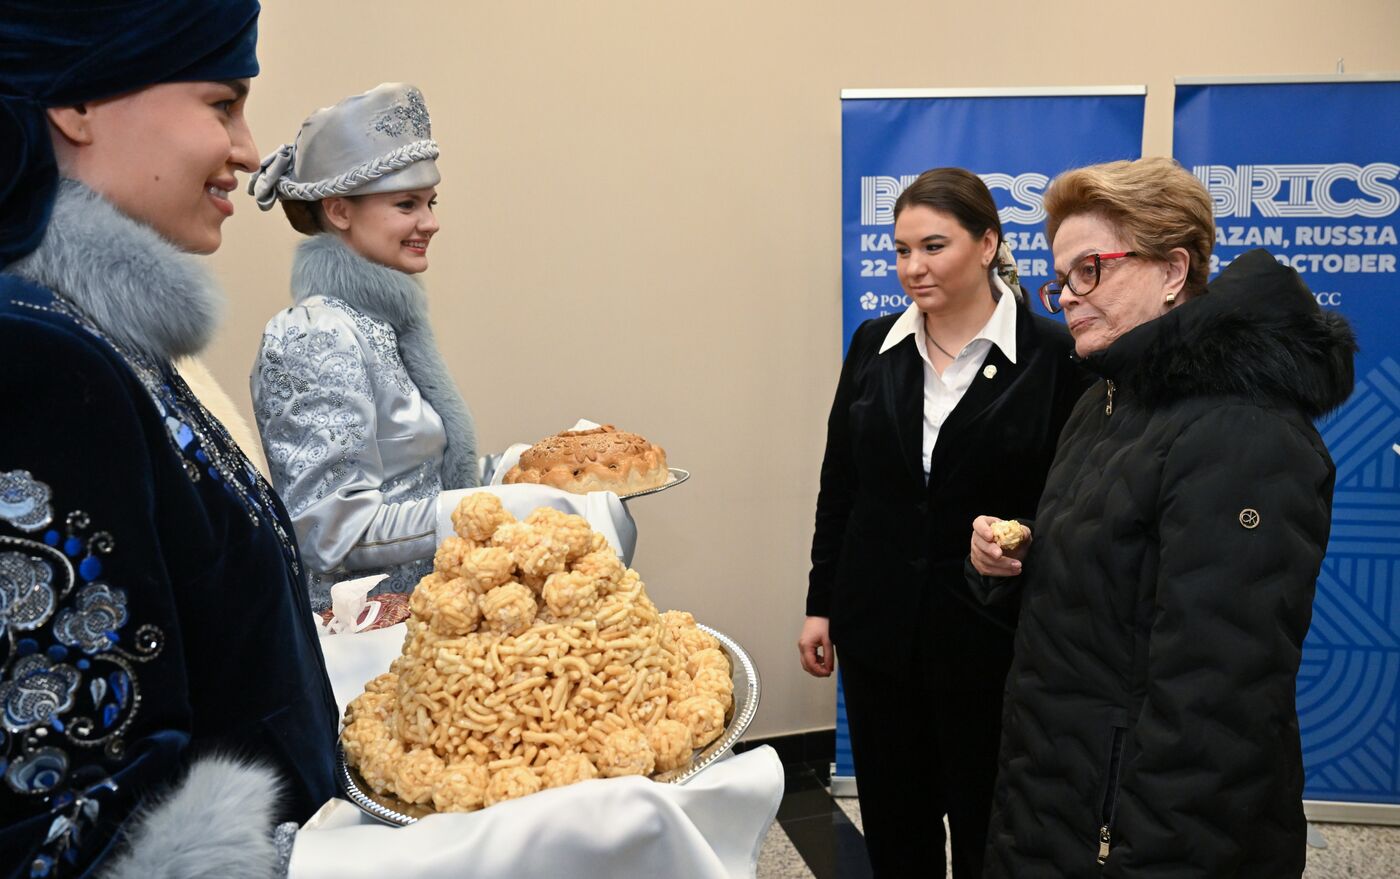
[983,365,998,380]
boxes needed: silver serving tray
[618,467,689,501]
[339,623,759,826]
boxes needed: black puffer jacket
[978,250,1356,879]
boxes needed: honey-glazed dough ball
[410,572,453,620]
[432,759,490,812]
[672,626,720,660]
[485,766,543,806]
[647,718,694,773]
[670,696,726,748]
[457,546,515,594]
[394,747,446,805]
[431,581,482,636]
[433,536,476,578]
[598,728,656,778]
[659,610,696,630]
[480,582,538,635]
[543,571,599,619]
[665,669,697,703]
[692,667,734,712]
[363,672,399,695]
[354,733,404,794]
[571,547,624,590]
[452,492,515,543]
[344,691,394,727]
[685,647,728,680]
[991,518,1026,550]
[340,712,392,768]
[540,752,599,789]
[525,507,594,561]
[492,522,568,578]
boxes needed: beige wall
[204,0,1400,739]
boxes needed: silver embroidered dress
[253,294,448,610]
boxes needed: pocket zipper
[1098,727,1126,865]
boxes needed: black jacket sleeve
[806,321,876,617]
[1105,405,1332,876]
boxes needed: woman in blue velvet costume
[0,3,339,876]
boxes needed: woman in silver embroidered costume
[248,84,479,611]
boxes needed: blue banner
[833,91,1146,783]
[840,91,1147,355]
[1174,78,1400,808]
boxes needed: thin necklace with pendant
[926,332,958,359]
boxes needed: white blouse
[878,276,1021,478]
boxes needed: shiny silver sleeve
[251,307,438,576]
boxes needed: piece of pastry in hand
[991,519,1026,551]
[504,425,668,494]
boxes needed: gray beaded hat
[249,82,440,210]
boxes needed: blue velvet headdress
[0,1,261,267]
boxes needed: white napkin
[289,746,783,879]
[315,575,389,637]
[318,621,408,717]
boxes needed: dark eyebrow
[893,234,949,246]
[1054,249,1098,274]
[217,79,250,100]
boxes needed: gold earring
[1165,291,1177,305]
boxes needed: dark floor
[755,755,1400,879]
[771,760,872,879]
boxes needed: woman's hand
[798,616,835,677]
[971,515,1031,578]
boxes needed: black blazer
[807,302,1089,689]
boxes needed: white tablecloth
[300,624,783,878]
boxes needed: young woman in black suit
[798,168,1090,878]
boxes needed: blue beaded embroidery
[0,473,165,875]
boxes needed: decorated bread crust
[504,425,668,495]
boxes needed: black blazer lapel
[928,305,1039,483]
[885,336,928,488]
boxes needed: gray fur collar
[292,234,478,488]
[100,755,287,879]
[7,179,222,361]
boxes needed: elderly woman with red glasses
[968,157,1356,878]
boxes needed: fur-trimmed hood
[1085,248,1357,418]
[5,179,222,362]
[290,233,478,489]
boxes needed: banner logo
[1193,163,1400,219]
[859,172,1049,226]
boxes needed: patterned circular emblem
[1239,508,1260,529]
[983,365,998,380]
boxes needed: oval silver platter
[339,623,759,826]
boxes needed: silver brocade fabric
[252,294,446,610]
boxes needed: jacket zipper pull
[1104,380,1115,416]
[1097,824,1111,864]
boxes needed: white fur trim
[100,756,286,879]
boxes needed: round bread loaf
[504,425,668,495]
